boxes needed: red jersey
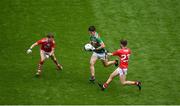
[112,48,131,69]
[36,38,55,52]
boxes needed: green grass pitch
[0,0,180,105]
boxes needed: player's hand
[89,47,96,52]
[107,53,112,56]
[27,49,32,54]
[91,46,95,51]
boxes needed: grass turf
[0,0,179,104]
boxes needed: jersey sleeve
[52,40,55,48]
[36,39,44,45]
[90,36,92,41]
[129,49,131,54]
[97,37,103,43]
[112,50,121,56]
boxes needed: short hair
[88,26,96,32]
[120,39,127,47]
[47,33,54,38]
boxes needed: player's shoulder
[127,48,131,53]
[40,38,47,42]
[115,49,122,53]
[37,38,47,43]
[122,48,131,53]
[97,32,101,37]
[96,37,103,43]
[95,32,100,37]
[52,39,55,43]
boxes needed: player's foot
[115,59,119,67]
[89,76,95,83]
[35,72,41,78]
[57,64,63,70]
[136,81,141,91]
[98,83,105,91]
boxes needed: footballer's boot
[57,64,63,70]
[115,59,119,67]
[89,76,95,83]
[98,83,108,91]
[35,71,41,78]
[136,81,141,91]
[98,83,105,91]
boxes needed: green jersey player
[90,33,105,53]
[88,26,118,82]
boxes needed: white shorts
[115,67,128,76]
[92,52,106,60]
[41,50,51,59]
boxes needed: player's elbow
[33,43,38,46]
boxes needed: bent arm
[95,42,105,50]
[49,48,55,56]
[29,42,38,49]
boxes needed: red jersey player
[98,39,141,91]
[27,33,63,77]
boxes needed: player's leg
[119,69,141,90]
[36,50,46,76]
[50,53,63,70]
[120,75,136,85]
[89,53,98,82]
[101,53,118,67]
[102,59,118,67]
[98,68,119,90]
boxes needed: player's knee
[104,63,108,67]
[120,81,126,85]
[90,62,95,66]
[102,61,108,67]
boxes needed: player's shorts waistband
[40,50,51,53]
[94,52,105,54]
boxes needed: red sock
[134,81,139,85]
[103,83,108,88]
[38,61,44,70]
[91,76,95,80]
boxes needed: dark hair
[88,26,96,32]
[47,33,54,38]
[120,39,127,47]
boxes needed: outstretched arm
[95,42,105,51]
[49,48,55,56]
[29,42,38,50]
[27,42,38,54]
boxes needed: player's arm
[26,42,38,54]
[49,48,55,56]
[108,50,119,56]
[27,39,44,54]
[49,40,55,56]
[107,53,113,56]
[94,38,105,51]
[95,42,105,50]
[30,42,38,50]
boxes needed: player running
[26,33,63,76]
[88,26,118,82]
[98,39,141,91]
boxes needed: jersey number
[121,54,130,62]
